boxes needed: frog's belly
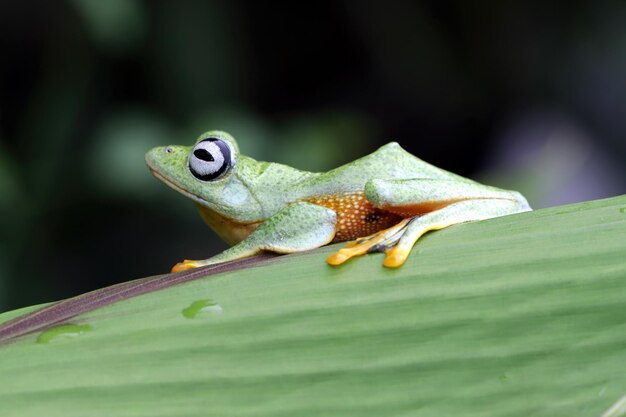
[304,192,402,242]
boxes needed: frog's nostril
[165,146,173,153]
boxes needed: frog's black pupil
[193,149,214,162]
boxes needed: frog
[145,130,531,272]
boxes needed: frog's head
[146,130,261,222]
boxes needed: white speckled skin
[145,130,531,268]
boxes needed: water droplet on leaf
[182,299,223,319]
[36,324,92,344]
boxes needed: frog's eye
[189,138,233,181]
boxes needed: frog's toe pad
[327,251,351,265]
[327,244,375,266]
[171,259,202,273]
[383,246,410,268]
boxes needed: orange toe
[171,260,200,273]
[327,252,350,265]
[383,247,409,268]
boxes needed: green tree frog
[145,131,531,272]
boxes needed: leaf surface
[1,196,626,417]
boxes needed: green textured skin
[145,130,531,265]
[205,202,338,264]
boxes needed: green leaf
[1,195,626,417]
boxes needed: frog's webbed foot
[327,218,414,266]
[328,198,528,268]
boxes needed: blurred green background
[1,1,625,312]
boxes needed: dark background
[1,1,625,312]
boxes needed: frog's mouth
[147,165,241,219]
[147,166,259,238]
[147,166,210,207]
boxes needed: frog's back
[351,141,464,179]
[296,142,466,197]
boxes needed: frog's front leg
[328,178,531,268]
[172,202,337,272]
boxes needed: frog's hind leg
[328,178,531,267]
[328,198,525,267]
[381,198,525,267]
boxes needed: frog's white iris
[189,138,232,181]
